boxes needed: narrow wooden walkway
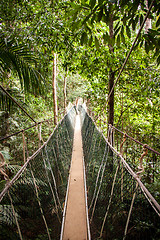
[62,114,88,240]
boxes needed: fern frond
[0,204,19,226]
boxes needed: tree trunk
[64,71,67,114]
[108,13,115,174]
[52,53,60,188]
[52,53,58,125]
[108,14,115,126]
[108,71,115,126]
[121,92,123,132]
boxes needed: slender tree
[63,70,67,114]
[108,12,115,126]
[52,53,58,125]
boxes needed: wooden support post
[64,71,67,114]
[52,53,58,125]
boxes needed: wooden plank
[62,115,88,240]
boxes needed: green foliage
[0,34,45,95]
[0,204,19,226]
[67,0,160,64]
[0,87,24,113]
[35,230,52,240]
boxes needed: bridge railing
[0,106,76,240]
[0,109,66,168]
[79,105,160,240]
[86,106,160,203]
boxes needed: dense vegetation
[1,0,159,143]
[0,0,160,239]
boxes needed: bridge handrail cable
[101,119,160,156]
[85,110,160,216]
[0,106,74,202]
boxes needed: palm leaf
[0,33,45,95]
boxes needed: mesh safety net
[1,105,160,240]
[0,107,76,240]
[79,105,160,240]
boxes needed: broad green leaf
[121,25,124,34]
[153,48,159,57]
[157,55,160,65]
[140,14,143,26]
[114,26,121,37]
[116,34,120,47]
[121,29,125,44]
[145,41,150,54]
[139,39,144,48]
[81,32,88,45]
[135,15,139,25]
[126,25,131,38]
[98,8,103,22]
[95,36,100,49]
[128,18,133,26]
[114,21,120,31]
[98,0,103,4]
[91,14,96,24]
[132,19,136,31]
[148,29,160,36]
[122,13,127,26]
[103,34,107,44]
[90,0,96,9]
[89,35,93,46]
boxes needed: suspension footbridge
[0,105,160,240]
[61,114,89,240]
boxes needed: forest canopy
[0,0,160,148]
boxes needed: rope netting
[79,105,160,240]
[112,125,160,205]
[0,106,76,240]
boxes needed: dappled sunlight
[75,115,81,131]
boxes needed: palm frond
[0,33,45,95]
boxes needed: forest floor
[62,114,88,240]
